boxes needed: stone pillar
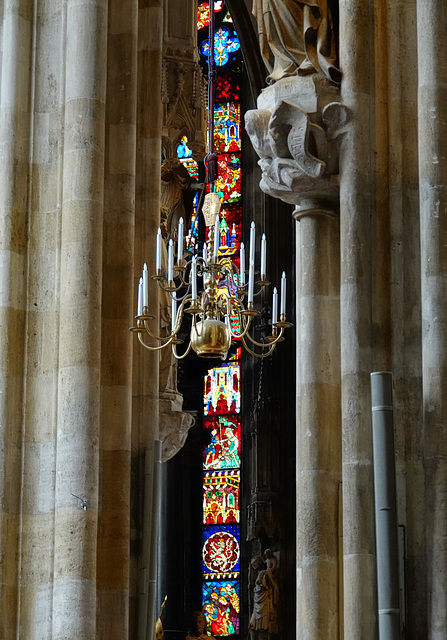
[51,1,107,638]
[417,3,447,637]
[0,3,32,637]
[294,207,341,639]
[339,1,377,637]
[134,1,163,638]
[245,75,344,640]
[96,1,138,638]
[18,1,64,637]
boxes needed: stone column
[294,207,341,640]
[96,1,138,638]
[0,3,32,637]
[51,1,107,638]
[339,1,377,637]
[134,1,163,638]
[18,1,64,637]
[417,3,447,637]
[245,75,344,640]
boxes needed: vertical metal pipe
[146,440,163,640]
[370,372,401,640]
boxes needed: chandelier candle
[191,255,197,300]
[213,214,219,260]
[240,242,245,285]
[156,227,162,272]
[260,234,266,280]
[280,271,286,316]
[168,239,174,283]
[142,263,148,308]
[177,217,184,263]
[272,287,278,325]
[137,277,143,316]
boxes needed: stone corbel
[159,390,195,462]
[245,76,349,214]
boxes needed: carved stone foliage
[245,76,348,211]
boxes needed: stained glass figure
[201,27,241,67]
[197,1,224,31]
[203,416,241,470]
[177,136,199,180]
[215,74,240,102]
[202,581,240,636]
[202,524,240,576]
[204,365,240,415]
[203,470,240,524]
[213,153,241,204]
[214,103,241,153]
[186,192,200,252]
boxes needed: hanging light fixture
[130,3,291,360]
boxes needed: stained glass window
[214,103,241,153]
[202,581,240,636]
[177,136,199,180]
[204,365,240,415]
[215,74,240,103]
[203,417,241,470]
[197,1,224,30]
[200,27,241,67]
[200,5,243,636]
[203,470,240,524]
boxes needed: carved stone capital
[159,391,195,462]
[245,76,348,213]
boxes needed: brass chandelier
[130,3,291,360]
[130,192,292,360]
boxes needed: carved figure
[186,611,216,640]
[248,556,280,639]
[252,0,340,84]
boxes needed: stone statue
[252,0,340,84]
[186,611,216,640]
[248,554,280,639]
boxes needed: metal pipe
[146,440,163,640]
[370,372,401,640]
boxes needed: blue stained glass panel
[201,27,241,67]
[203,416,241,470]
[202,524,240,576]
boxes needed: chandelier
[130,192,292,360]
[130,3,291,360]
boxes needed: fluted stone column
[96,1,138,638]
[0,3,32,637]
[339,0,377,637]
[417,3,447,637]
[51,1,107,638]
[134,1,163,638]
[18,1,64,637]
[295,208,341,640]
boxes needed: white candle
[249,221,256,268]
[248,259,254,304]
[203,242,208,284]
[171,293,177,332]
[142,263,148,308]
[280,271,286,315]
[168,239,174,282]
[239,242,245,286]
[272,287,278,325]
[177,217,184,263]
[156,227,162,271]
[191,255,197,300]
[260,233,266,278]
[137,277,143,316]
[213,214,219,260]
